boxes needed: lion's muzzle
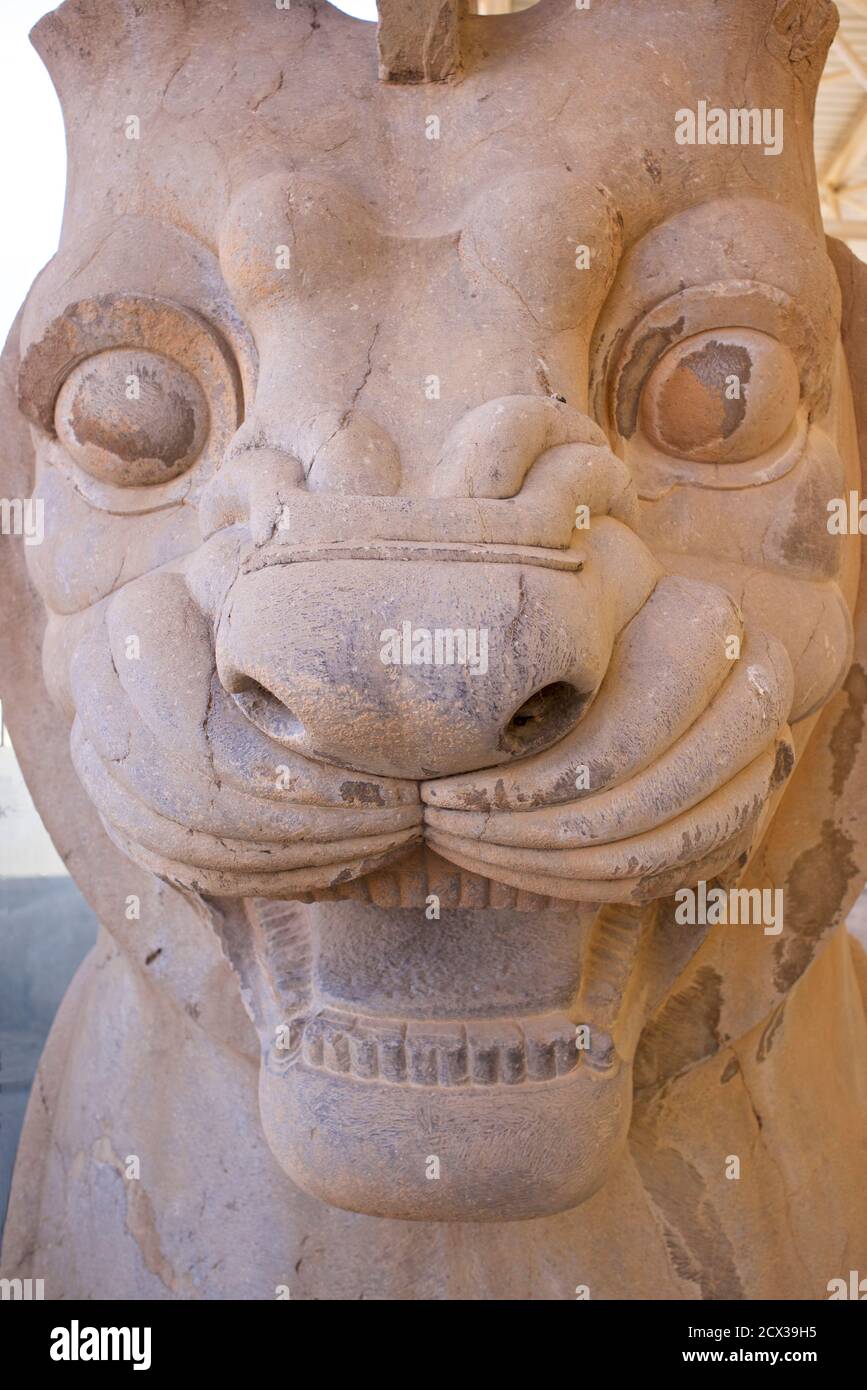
[207,397,658,782]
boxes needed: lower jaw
[244,895,642,1221]
[260,1055,633,1221]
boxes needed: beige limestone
[1,0,866,1297]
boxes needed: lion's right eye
[638,328,800,465]
[54,348,209,487]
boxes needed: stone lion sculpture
[2,0,866,1299]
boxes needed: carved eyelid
[17,293,244,511]
[587,283,828,495]
[17,293,243,436]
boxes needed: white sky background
[0,2,65,348]
[0,3,64,876]
[330,1,377,17]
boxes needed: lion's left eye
[55,349,209,487]
[639,328,800,464]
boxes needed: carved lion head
[2,0,865,1222]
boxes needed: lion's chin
[260,1041,634,1221]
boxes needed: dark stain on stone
[492,777,510,812]
[665,341,752,445]
[755,1000,783,1061]
[687,964,723,1052]
[720,1055,739,1084]
[634,964,725,1087]
[535,360,552,395]
[543,763,595,806]
[770,739,795,792]
[145,947,162,965]
[778,470,839,575]
[630,1136,745,1299]
[828,663,867,799]
[773,818,859,993]
[756,999,786,1063]
[70,363,197,467]
[340,780,385,807]
[615,318,685,439]
[453,787,490,812]
[641,150,663,184]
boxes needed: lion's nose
[208,397,659,782]
[215,555,616,781]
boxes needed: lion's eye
[54,348,209,487]
[639,329,800,464]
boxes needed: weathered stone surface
[0,0,865,1298]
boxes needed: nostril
[229,679,306,745]
[500,682,590,757]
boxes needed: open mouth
[220,892,645,1221]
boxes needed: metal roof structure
[818,0,867,258]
